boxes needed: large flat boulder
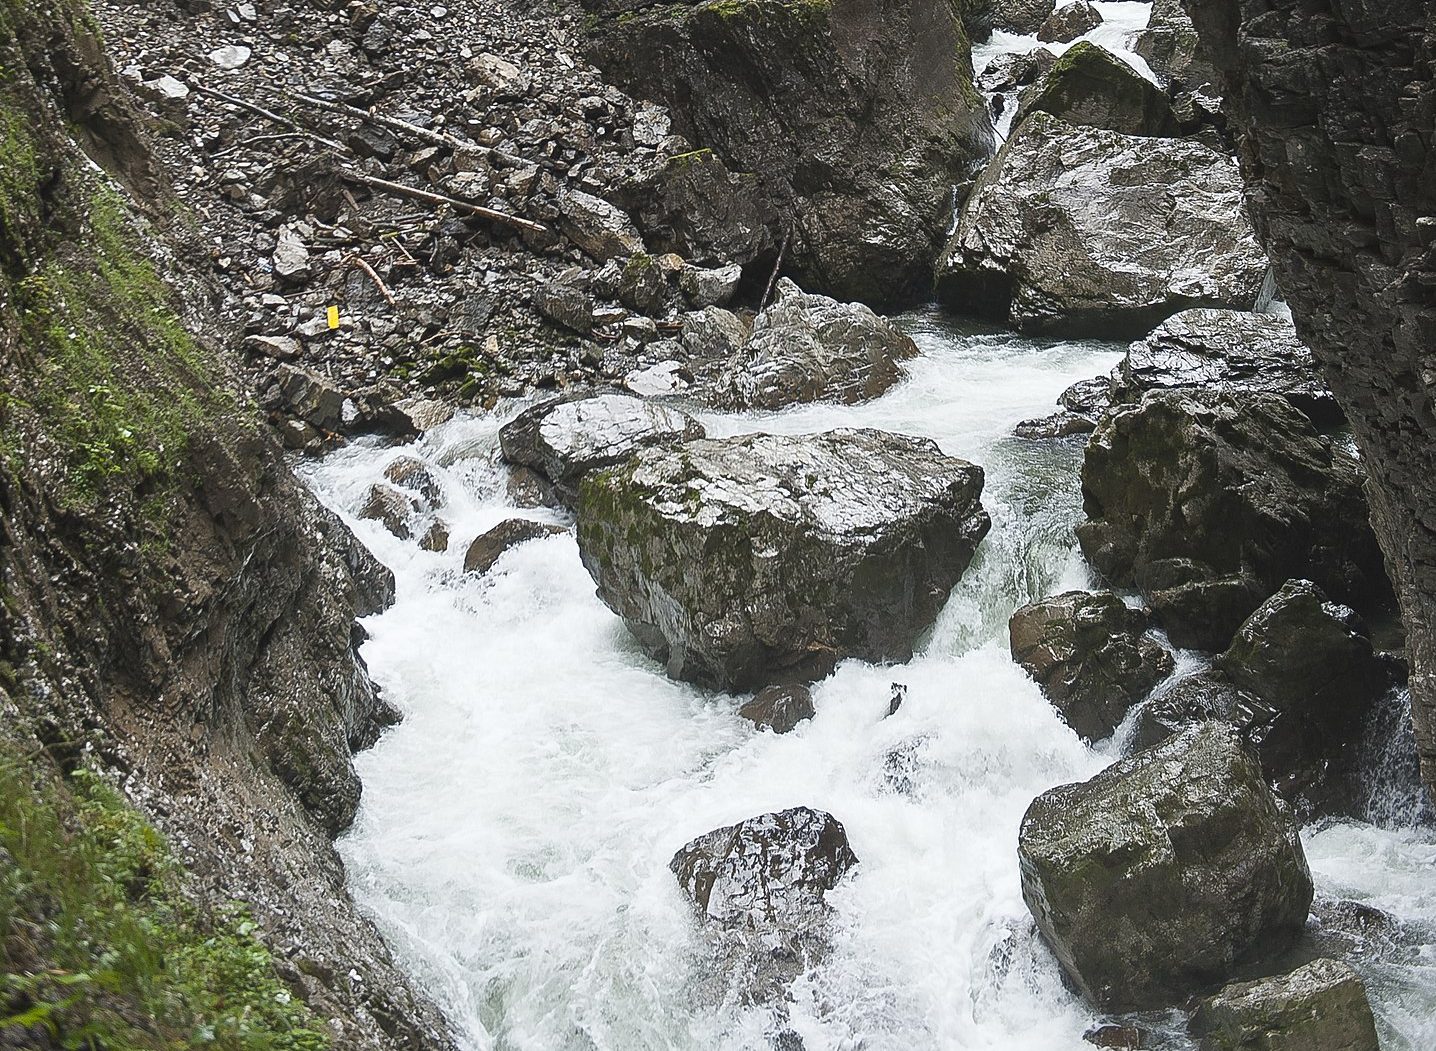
[498,393,705,509]
[576,428,990,690]
[1009,591,1173,741]
[709,279,918,410]
[1077,390,1389,650]
[1018,722,1314,1012]
[586,0,994,306]
[1189,958,1381,1051]
[936,113,1267,337]
[1111,308,1341,427]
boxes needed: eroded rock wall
[1185,0,1436,797]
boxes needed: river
[301,311,1436,1050]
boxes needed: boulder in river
[936,113,1267,337]
[1009,591,1173,741]
[498,393,706,509]
[1018,722,1314,1012]
[464,519,567,575]
[991,0,1057,36]
[1037,0,1103,43]
[586,0,995,306]
[1077,390,1389,650]
[709,279,918,410]
[1134,0,1216,90]
[738,684,816,734]
[1111,308,1342,428]
[576,428,990,690]
[1188,958,1380,1051]
[671,806,858,929]
[1015,42,1180,137]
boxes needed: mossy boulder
[1009,590,1173,741]
[1015,42,1180,137]
[1018,722,1314,1012]
[1077,390,1391,650]
[1190,958,1380,1051]
[576,428,990,690]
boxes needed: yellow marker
[327,305,341,330]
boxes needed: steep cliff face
[1185,0,1436,798]
[0,2,453,1045]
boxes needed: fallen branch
[761,227,790,308]
[189,84,346,151]
[343,252,397,307]
[337,169,550,236]
[289,91,526,167]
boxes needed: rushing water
[302,312,1436,1050]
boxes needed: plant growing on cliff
[0,747,330,1049]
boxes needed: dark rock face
[671,807,858,928]
[1016,42,1180,137]
[1009,591,1173,741]
[709,279,918,410]
[1037,0,1103,43]
[576,428,990,690]
[498,393,706,508]
[1189,958,1381,1051]
[1133,581,1397,813]
[586,0,994,306]
[1184,0,1436,799]
[1018,723,1314,1012]
[739,684,817,734]
[463,519,567,574]
[937,113,1266,337]
[1111,308,1342,427]
[1077,390,1389,650]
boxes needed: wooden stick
[761,227,790,308]
[288,90,531,167]
[189,84,346,152]
[343,253,397,307]
[337,169,550,236]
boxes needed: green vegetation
[0,745,330,1049]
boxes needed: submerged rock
[937,113,1266,337]
[1077,390,1388,650]
[709,279,918,410]
[576,428,990,690]
[738,684,816,734]
[1112,308,1341,427]
[1016,42,1179,137]
[671,807,858,929]
[499,393,706,508]
[1189,958,1380,1051]
[1018,722,1313,1012]
[463,519,567,574]
[1009,591,1173,741]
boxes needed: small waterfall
[1359,689,1435,829]
[1253,266,1279,312]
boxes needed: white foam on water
[300,311,1436,1050]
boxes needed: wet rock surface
[499,392,705,508]
[739,684,817,735]
[1189,958,1381,1051]
[937,113,1267,337]
[1019,722,1314,1012]
[992,0,1058,35]
[464,518,568,574]
[576,428,990,690]
[1038,0,1104,43]
[1077,390,1390,650]
[586,0,995,306]
[1111,308,1340,427]
[1009,591,1173,741]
